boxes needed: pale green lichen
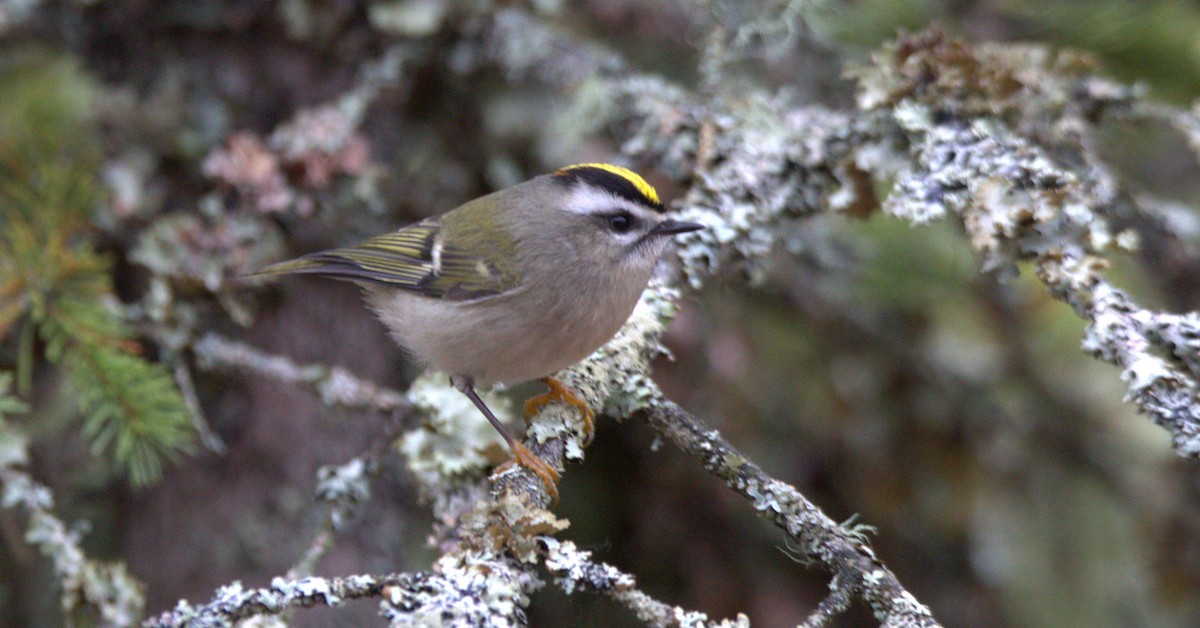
[315,457,372,530]
[400,375,510,487]
[368,0,451,37]
[2,405,146,626]
[1169,102,1200,167]
[132,212,285,291]
[621,92,861,291]
[153,574,388,627]
[856,28,1200,458]
[0,419,29,473]
[0,0,41,33]
[847,27,1108,121]
[542,538,635,594]
[469,492,570,562]
[381,542,544,626]
[542,536,751,626]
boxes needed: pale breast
[363,277,644,386]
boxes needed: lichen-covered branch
[852,31,1200,457]
[928,92,1191,459]
[1,416,146,627]
[310,6,936,626]
[459,13,940,616]
[144,7,1200,628]
[377,550,540,626]
[467,9,1200,623]
[144,574,397,627]
[0,0,42,34]
[802,574,855,628]
[542,537,749,627]
[192,332,411,413]
[640,401,936,627]
[533,15,1200,458]
[288,416,403,581]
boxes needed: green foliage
[0,51,193,485]
[817,0,1200,104]
[811,0,945,50]
[0,371,26,422]
[63,339,194,486]
[0,50,95,150]
[1002,0,1200,103]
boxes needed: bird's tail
[239,257,325,281]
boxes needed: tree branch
[542,537,750,627]
[144,574,397,627]
[150,10,1200,628]
[639,401,937,626]
[0,420,146,626]
[192,332,411,413]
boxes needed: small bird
[250,163,702,501]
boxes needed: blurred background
[1,1,1199,626]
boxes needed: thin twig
[192,332,411,413]
[173,360,226,454]
[143,574,398,627]
[0,423,146,626]
[543,537,749,627]
[801,573,855,628]
[640,401,938,627]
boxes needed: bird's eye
[608,213,634,233]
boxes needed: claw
[453,374,562,504]
[495,440,561,503]
[524,377,595,447]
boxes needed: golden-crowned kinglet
[251,163,702,500]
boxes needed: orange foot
[524,377,596,447]
[496,440,561,503]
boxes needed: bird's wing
[248,211,521,302]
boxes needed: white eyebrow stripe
[564,184,657,220]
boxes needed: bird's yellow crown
[555,163,662,210]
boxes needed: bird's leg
[451,375,560,503]
[523,377,595,447]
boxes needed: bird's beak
[649,219,704,236]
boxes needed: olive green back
[249,192,521,301]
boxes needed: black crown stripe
[553,166,664,212]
